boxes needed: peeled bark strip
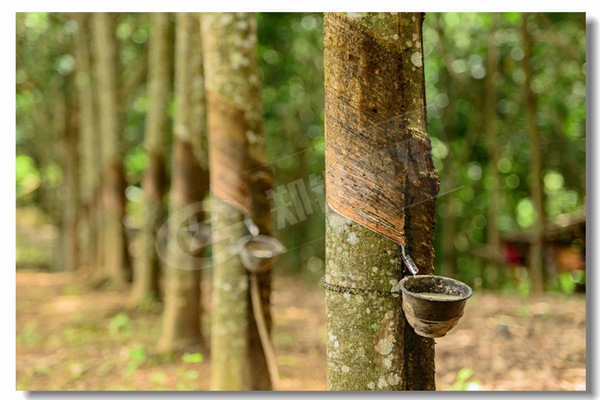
[205,92,252,212]
[522,14,545,294]
[202,12,273,390]
[159,13,208,352]
[93,12,130,287]
[130,12,173,305]
[324,13,439,391]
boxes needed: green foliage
[126,345,148,374]
[19,322,42,347]
[425,13,585,290]
[16,155,41,204]
[182,352,204,364]
[548,270,586,294]
[257,13,326,274]
[449,367,482,391]
[15,12,586,290]
[108,313,132,337]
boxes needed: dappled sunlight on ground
[16,271,585,391]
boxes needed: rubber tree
[63,65,80,272]
[324,13,439,391]
[158,13,209,352]
[130,13,174,306]
[202,12,274,390]
[75,13,101,272]
[92,12,130,287]
[522,13,545,294]
[484,14,503,286]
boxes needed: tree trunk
[93,12,130,287]
[130,12,173,306]
[324,12,439,391]
[158,13,209,352]
[485,14,502,288]
[202,12,274,390]
[75,13,100,273]
[243,15,274,391]
[63,74,80,272]
[522,13,545,294]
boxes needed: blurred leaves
[182,352,204,364]
[108,313,132,337]
[450,367,482,391]
[425,13,585,287]
[15,12,586,286]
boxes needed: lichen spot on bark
[389,278,401,296]
[411,52,423,68]
[375,336,394,356]
[388,372,400,386]
[347,231,358,245]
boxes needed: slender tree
[92,12,130,287]
[324,13,439,390]
[75,13,101,272]
[158,13,209,352]
[242,18,275,392]
[130,13,174,306]
[522,13,545,294]
[202,12,274,390]
[484,14,503,286]
[64,74,80,272]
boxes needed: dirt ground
[16,270,586,391]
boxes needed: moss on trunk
[324,12,438,391]
[202,12,274,390]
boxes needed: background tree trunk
[158,13,208,353]
[93,12,130,287]
[324,12,439,391]
[75,13,99,273]
[522,13,545,294]
[63,73,80,272]
[130,12,173,306]
[243,15,275,391]
[485,14,503,287]
[202,12,273,390]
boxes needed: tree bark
[130,12,173,306]
[202,12,274,390]
[243,15,274,391]
[324,12,439,391]
[64,72,80,272]
[75,13,100,273]
[485,14,503,287]
[158,12,209,352]
[75,12,93,270]
[522,13,545,294]
[93,12,130,287]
